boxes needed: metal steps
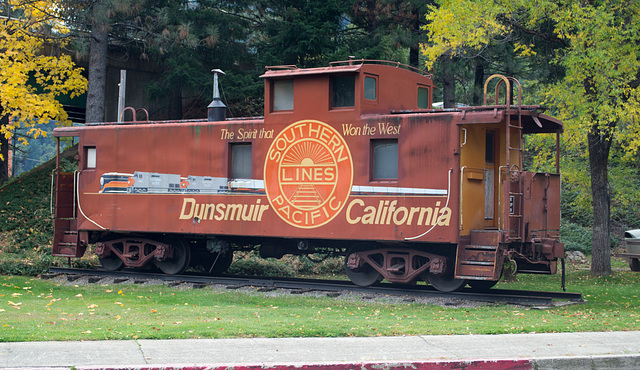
[53,219,81,257]
[455,230,502,280]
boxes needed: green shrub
[228,251,297,277]
[561,219,619,254]
[227,251,345,278]
[279,254,344,276]
[561,221,593,253]
[609,160,640,228]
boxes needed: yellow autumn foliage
[0,1,87,159]
[422,0,640,159]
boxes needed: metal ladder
[483,75,524,242]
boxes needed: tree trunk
[0,114,8,183]
[409,46,419,68]
[0,136,8,183]
[167,85,183,120]
[441,60,456,108]
[408,7,420,69]
[588,127,612,276]
[473,60,484,105]
[366,0,377,34]
[85,1,109,124]
[442,74,455,108]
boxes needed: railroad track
[47,267,583,307]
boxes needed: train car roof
[260,59,432,79]
[521,112,564,134]
[52,117,265,137]
[260,64,362,78]
[391,105,564,134]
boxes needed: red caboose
[52,60,564,291]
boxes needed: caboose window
[231,143,252,179]
[372,139,398,180]
[485,131,495,164]
[273,80,294,111]
[417,86,429,109]
[85,146,96,169]
[364,75,377,101]
[332,75,355,108]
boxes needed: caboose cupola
[260,60,434,125]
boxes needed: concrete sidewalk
[1,331,639,369]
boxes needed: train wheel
[99,256,124,271]
[630,258,640,272]
[156,237,191,275]
[467,279,499,291]
[344,250,382,287]
[427,258,466,292]
[208,251,234,275]
[428,273,467,292]
[427,272,467,292]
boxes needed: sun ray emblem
[282,141,333,165]
[264,120,353,228]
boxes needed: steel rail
[48,267,582,307]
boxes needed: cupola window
[332,75,355,108]
[273,80,294,111]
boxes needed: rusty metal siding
[72,114,460,244]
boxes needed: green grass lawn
[2,259,639,342]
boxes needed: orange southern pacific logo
[264,120,353,228]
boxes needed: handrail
[119,107,150,123]
[496,77,522,110]
[483,74,511,108]
[330,59,433,77]
[498,165,508,230]
[264,65,299,71]
[459,166,466,231]
[50,169,56,216]
[73,170,77,219]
